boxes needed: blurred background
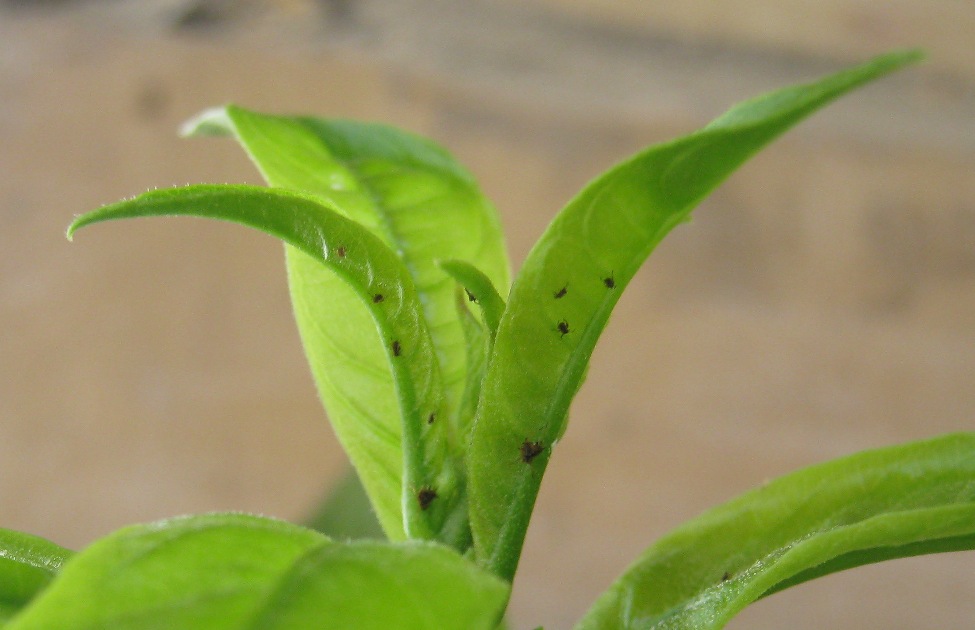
[1,1,973,627]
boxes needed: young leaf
[6,514,508,630]
[0,529,72,623]
[439,259,507,341]
[183,105,511,447]
[68,185,455,542]
[574,433,975,630]
[466,50,924,579]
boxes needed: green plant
[2,49,972,629]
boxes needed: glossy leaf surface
[68,185,454,541]
[6,513,507,629]
[574,433,975,630]
[467,50,924,578]
[0,529,72,623]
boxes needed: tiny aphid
[520,439,544,463]
[465,288,478,303]
[554,285,567,299]
[557,320,570,337]
[603,275,616,289]
[336,246,347,258]
[427,413,436,425]
[373,293,384,303]
[721,571,732,582]
[417,487,437,510]
[392,340,402,356]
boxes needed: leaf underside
[574,433,975,630]
[68,185,455,543]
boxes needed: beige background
[1,1,974,628]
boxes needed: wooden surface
[1,2,973,628]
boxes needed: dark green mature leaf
[6,513,508,629]
[68,185,455,542]
[574,433,975,630]
[467,50,924,579]
[0,529,72,623]
[183,106,510,545]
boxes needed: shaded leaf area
[5,513,508,630]
[67,185,454,542]
[574,433,975,630]
[466,50,924,579]
[0,529,72,623]
[184,106,510,545]
[439,259,506,341]
[303,467,385,541]
[439,260,506,447]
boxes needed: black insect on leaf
[465,288,478,303]
[336,245,346,258]
[428,413,436,425]
[557,320,570,337]
[417,487,438,510]
[603,274,616,289]
[554,285,567,299]
[373,293,384,303]
[520,439,545,463]
[392,340,402,356]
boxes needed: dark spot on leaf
[603,275,616,289]
[337,246,347,258]
[557,320,570,337]
[417,487,437,510]
[392,340,401,356]
[721,571,732,582]
[465,288,478,303]
[428,413,436,425]
[373,293,384,303]
[520,439,544,463]
[554,285,567,299]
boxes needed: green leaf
[439,259,506,341]
[183,106,510,545]
[574,433,975,630]
[5,513,327,629]
[183,104,510,446]
[68,185,455,542]
[466,50,924,579]
[248,540,509,630]
[0,529,72,623]
[6,514,508,630]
